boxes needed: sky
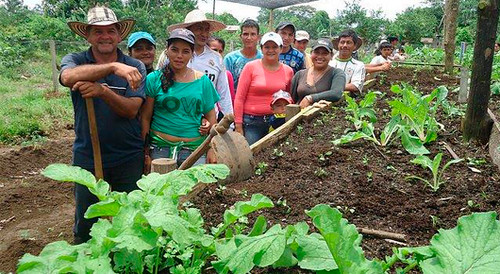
[23,0,425,20]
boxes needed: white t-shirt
[370,55,389,65]
[329,57,365,92]
[156,46,233,116]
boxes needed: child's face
[272,99,289,115]
[381,47,393,58]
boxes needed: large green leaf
[223,194,274,225]
[296,233,337,271]
[85,198,121,219]
[401,130,430,155]
[420,212,500,274]
[42,164,96,189]
[212,224,286,274]
[306,205,383,274]
[17,241,78,273]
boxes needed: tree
[388,7,440,44]
[443,0,459,73]
[463,0,500,143]
[1,0,24,13]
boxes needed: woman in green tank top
[141,28,220,169]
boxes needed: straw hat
[332,33,363,51]
[68,6,135,40]
[167,10,226,33]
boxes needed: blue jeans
[74,154,143,244]
[150,145,206,167]
[243,114,271,145]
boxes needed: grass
[0,53,73,144]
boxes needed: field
[1,67,500,273]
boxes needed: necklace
[308,67,329,84]
[175,68,192,82]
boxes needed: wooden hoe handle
[85,98,104,179]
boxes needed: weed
[296,125,303,134]
[467,157,487,167]
[272,148,284,157]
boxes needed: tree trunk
[443,0,460,74]
[462,0,500,144]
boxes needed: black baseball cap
[312,38,333,53]
[167,28,195,45]
[275,22,296,33]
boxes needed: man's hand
[206,148,217,163]
[73,81,106,98]
[381,62,391,71]
[199,118,211,135]
[112,62,142,91]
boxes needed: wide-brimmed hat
[332,31,363,51]
[68,6,135,40]
[167,10,226,33]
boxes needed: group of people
[59,6,397,243]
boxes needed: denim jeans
[243,114,271,145]
[74,154,143,244]
[150,144,206,167]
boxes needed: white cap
[260,32,283,47]
[295,30,310,41]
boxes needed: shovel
[178,114,254,182]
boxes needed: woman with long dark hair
[141,28,220,167]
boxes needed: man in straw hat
[329,29,366,97]
[59,6,146,244]
[157,10,233,119]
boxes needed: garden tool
[85,98,103,179]
[179,114,254,183]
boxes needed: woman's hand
[299,96,313,108]
[199,118,211,135]
[235,123,244,135]
[206,148,217,163]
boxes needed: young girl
[370,42,393,65]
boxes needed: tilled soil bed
[192,67,500,264]
[1,67,499,273]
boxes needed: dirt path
[0,132,74,272]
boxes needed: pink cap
[270,90,293,106]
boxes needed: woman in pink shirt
[234,32,294,145]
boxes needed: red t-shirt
[234,60,293,124]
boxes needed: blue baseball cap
[127,31,156,48]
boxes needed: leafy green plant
[314,168,328,178]
[254,162,268,176]
[272,148,284,157]
[344,91,379,130]
[406,153,463,191]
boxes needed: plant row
[17,164,500,273]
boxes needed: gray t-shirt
[291,66,346,103]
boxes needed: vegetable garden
[1,66,500,273]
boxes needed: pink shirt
[234,60,294,124]
[227,70,235,106]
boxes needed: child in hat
[269,90,293,132]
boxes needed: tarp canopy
[218,0,318,10]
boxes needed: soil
[1,67,499,273]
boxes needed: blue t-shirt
[279,47,305,74]
[60,48,146,169]
[223,49,262,91]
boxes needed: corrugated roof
[218,0,318,9]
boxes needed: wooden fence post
[49,40,59,93]
[458,67,469,103]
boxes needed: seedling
[314,167,328,178]
[215,184,227,194]
[272,148,284,157]
[344,91,379,130]
[406,153,463,191]
[296,125,303,134]
[467,200,480,209]
[276,197,291,214]
[467,157,487,167]
[430,215,441,228]
[366,171,373,182]
[362,155,369,165]
[318,151,333,162]
[254,162,268,175]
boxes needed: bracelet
[306,95,313,103]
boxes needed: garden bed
[1,67,500,273]
[192,67,500,262]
